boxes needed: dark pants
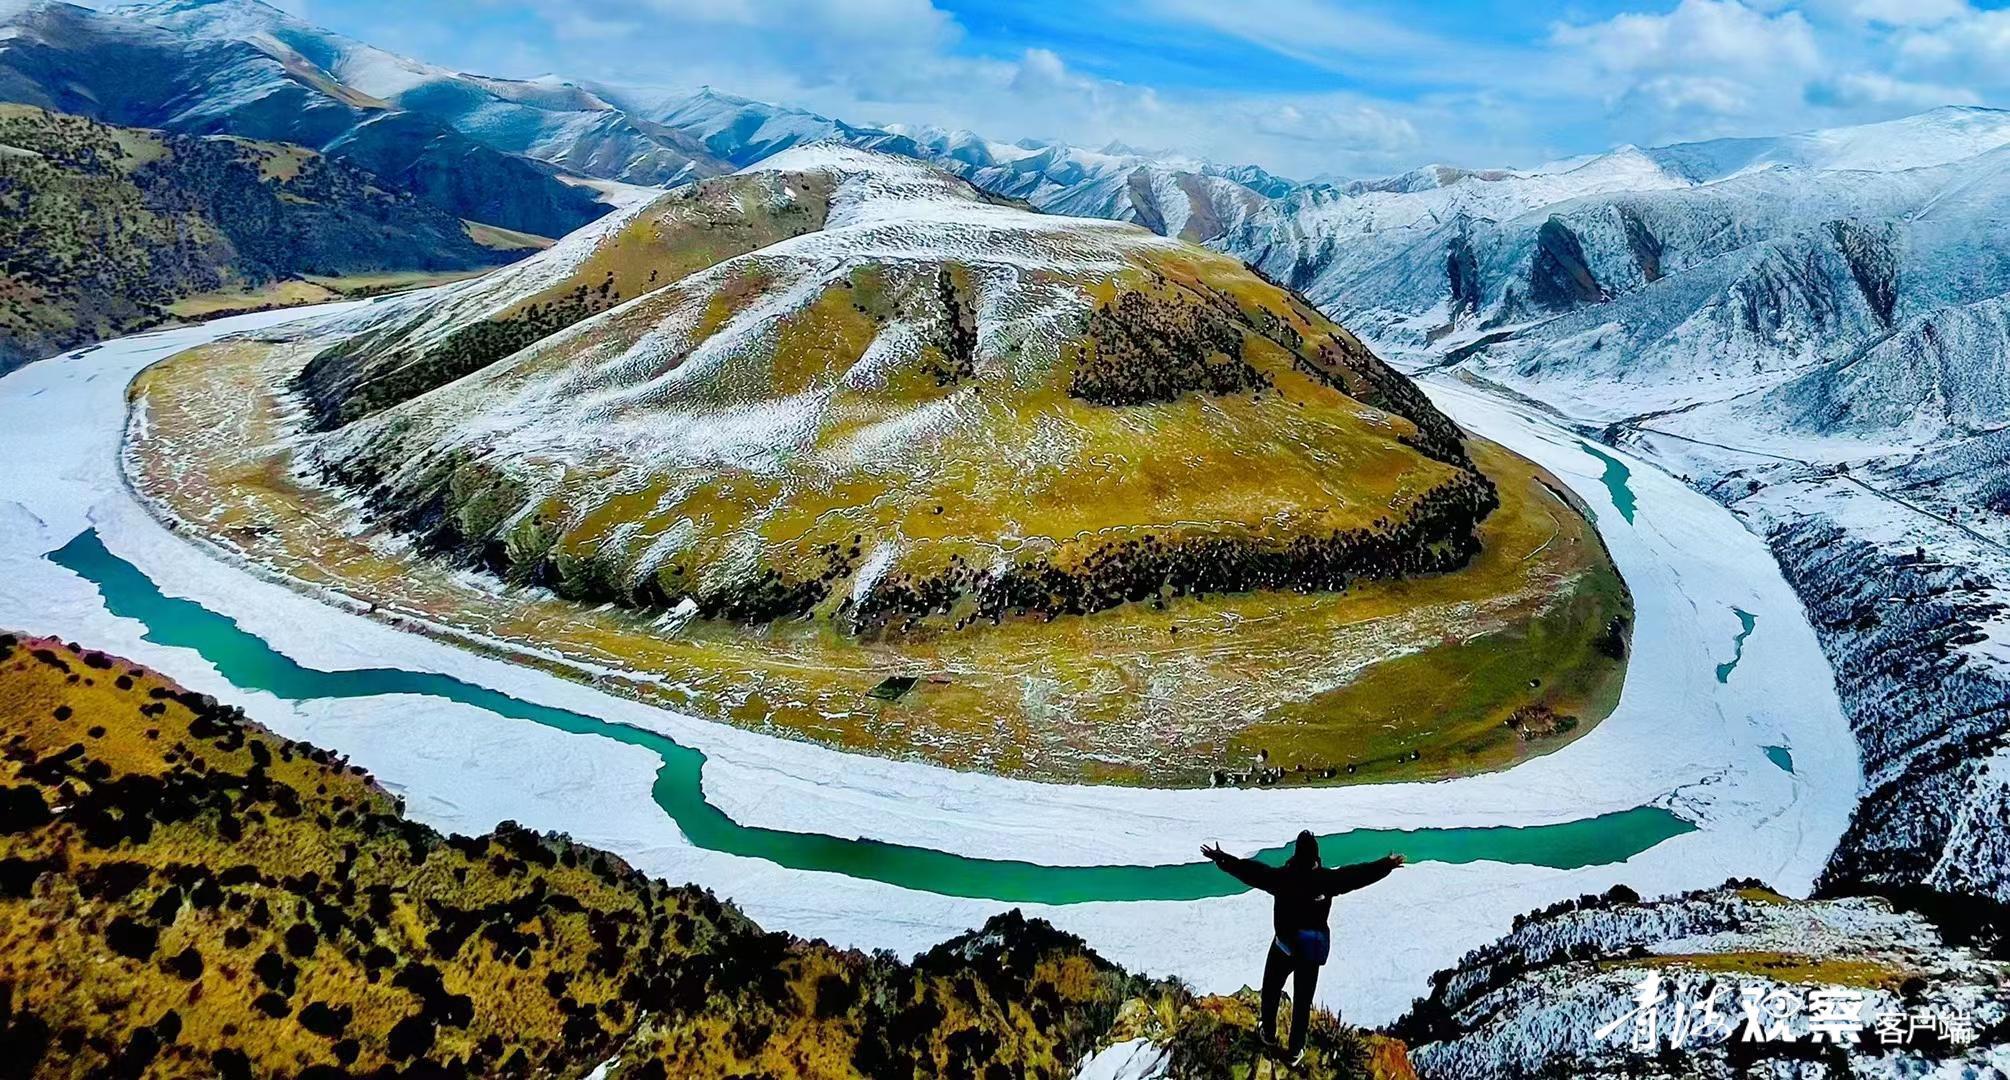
[1260,939,1321,1054]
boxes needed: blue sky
[240,0,2010,178]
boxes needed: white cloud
[1894,7,2010,84]
[1527,0,1991,147]
[1245,100,1419,152]
[1808,71,1981,108]
[1621,75,1755,118]
[1008,48,1088,97]
[1551,0,1822,81]
[249,0,2010,180]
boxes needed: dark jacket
[1211,852,1401,941]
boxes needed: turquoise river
[51,529,1696,906]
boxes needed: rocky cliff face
[1620,434,2010,909]
[1771,519,2010,900]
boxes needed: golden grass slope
[0,635,1399,1079]
[130,338,1627,784]
[291,168,839,430]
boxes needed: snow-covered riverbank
[0,307,1857,1023]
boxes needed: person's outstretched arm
[1201,844,1280,893]
[1318,853,1406,894]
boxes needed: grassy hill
[298,148,1492,635]
[124,146,1630,785]
[0,105,536,371]
[0,633,1410,1079]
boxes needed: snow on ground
[741,143,1170,267]
[0,309,1857,1024]
[1629,421,2010,900]
[1072,1038,1169,1080]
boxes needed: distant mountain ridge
[0,0,1298,248]
[118,0,735,189]
[0,0,619,237]
[65,0,2010,426]
[0,102,521,370]
[26,0,2010,352]
[1222,105,2010,442]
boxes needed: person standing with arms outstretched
[1203,832,1406,1065]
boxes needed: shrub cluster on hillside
[1067,286,1272,405]
[853,470,1499,635]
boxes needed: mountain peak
[115,0,297,26]
[1916,103,2010,117]
[685,85,756,107]
[0,0,121,21]
[733,141,993,209]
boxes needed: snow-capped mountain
[879,122,1282,241]
[1217,106,2010,441]
[27,0,1288,242]
[644,86,919,169]
[35,0,2010,419]
[606,86,1281,243]
[114,0,730,188]
[1639,104,2010,180]
[0,0,617,236]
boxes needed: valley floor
[0,306,1856,1025]
[163,269,496,320]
